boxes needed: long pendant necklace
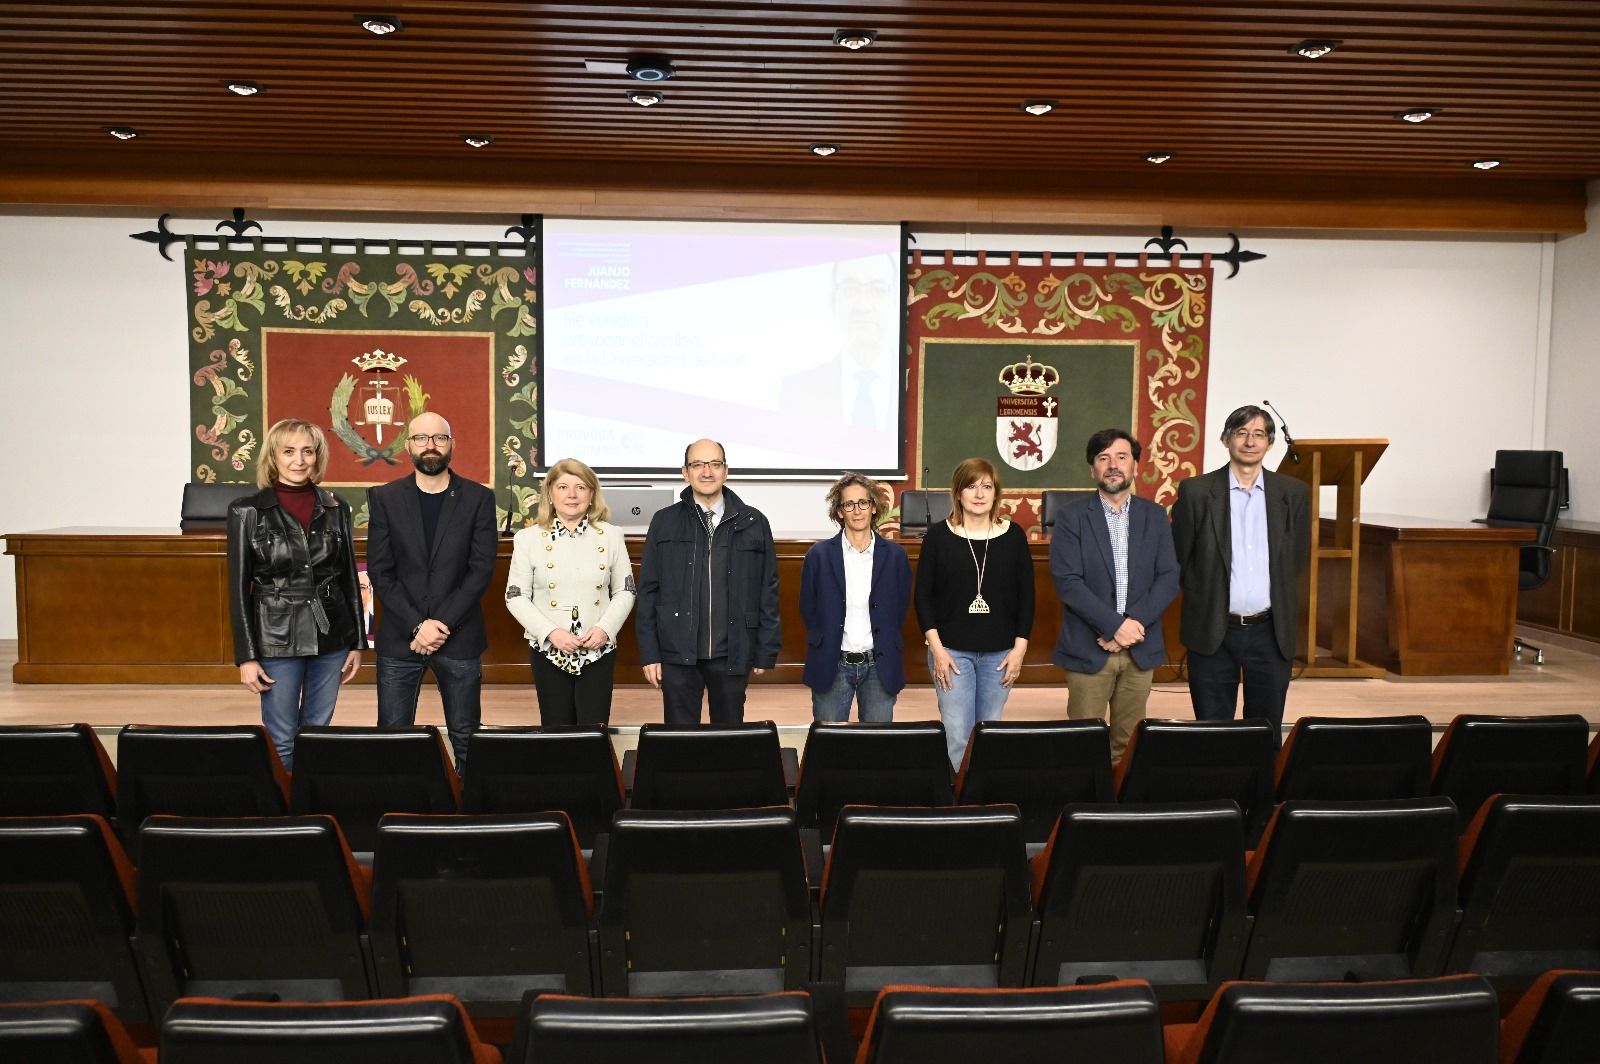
[965,524,992,614]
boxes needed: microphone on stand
[1263,399,1300,464]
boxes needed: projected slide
[542,219,905,475]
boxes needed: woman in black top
[227,418,363,770]
[913,457,1035,768]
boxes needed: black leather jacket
[227,486,363,664]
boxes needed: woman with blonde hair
[913,457,1035,768]
[227,418,363,769]
[505,458,636,724]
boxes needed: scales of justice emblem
[995,352,1061,472]
[331,349,429,465]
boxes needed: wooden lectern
[1276,439,1389,678]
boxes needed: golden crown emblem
[998,353,1060,396]
[352,349,407,372]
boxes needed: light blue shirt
[1100,494,1130,615]
[1227,469,1271,615]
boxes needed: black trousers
[530,650,617,727]
[1186,619,1291,745]
[660,658,749,724]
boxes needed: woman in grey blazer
[506,458,636,725]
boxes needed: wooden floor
[4,627,1596,759]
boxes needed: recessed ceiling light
[1290,38,1342,59]
[1472,158,1503,170]
[627,89,663,107]
[1397,108,1437,123]
[1145,151,1173,164]
[832,29,876,50]
[462,134,494,148]
[1020,100,1055,116]
[625,55,675,82]
[225,80,263,97]
[104,126,140,140]
[355,14,403,35]
[810,143,839,157]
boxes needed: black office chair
[180,481,252,532]
[1484,449,1564,664]
[898,491,954,538]
[1039,490,1081,531]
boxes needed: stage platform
[4,628,1596,762]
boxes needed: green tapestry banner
[892,251,1212,534]
[186,241,540,525]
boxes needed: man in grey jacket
[635,438,782,723]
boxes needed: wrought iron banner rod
[131,209,539,262]
[910,228,1266,278]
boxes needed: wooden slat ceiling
[2,1,1598,227]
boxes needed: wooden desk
[1517,518,1600,646]
[4,527,1185,686]
[1315,514,1531,676]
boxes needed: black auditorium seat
[0,1000,146,1064]
[1273,715,1432,802]
[0,815,150,1025]
[370,812,596,1012]
[290,726,460,853]
[0,723,117,819]
[159,994,501,1064]
[1445,794,1600,990]
[1240,797,1459,981]
[628,721,789,810]
[793,721,954,840]
[1430,713,1589,828]
[598,806,811,996]
[460,726,623,849]
[1164,975,1499,1064]
[133,814,372,1014]
[1498,969,1600,1064]
[818,804,1032,1006]
[1029,801,1247,1001]
[114,723,289,856]
[955,719,1114,846]
[856,981,1166,1064]
[1586,730,1599,794]
[509,990,822,1064]
[1116,719,1277,846]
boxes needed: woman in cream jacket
[506,458,636,724]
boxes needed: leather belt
[840,650,875,665]
[1229,609,1272,626]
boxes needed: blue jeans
[811,658,897,723]
[931,648,1012,769]
[259,650,347,771]
[376,652,483,773]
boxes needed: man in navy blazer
[1050,429,1180,760]
[798,473,913,721]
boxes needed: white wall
[0,212,1564,639]
[1547,181,1600,523]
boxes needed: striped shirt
[1101,494,1131,615]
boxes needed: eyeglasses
[1229,429,1270,443]
[838,499,874,511]
[409,433,453,445]
[686,460,727,472]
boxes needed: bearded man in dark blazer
[366,411,498,773]
[1170,404,1310,742]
